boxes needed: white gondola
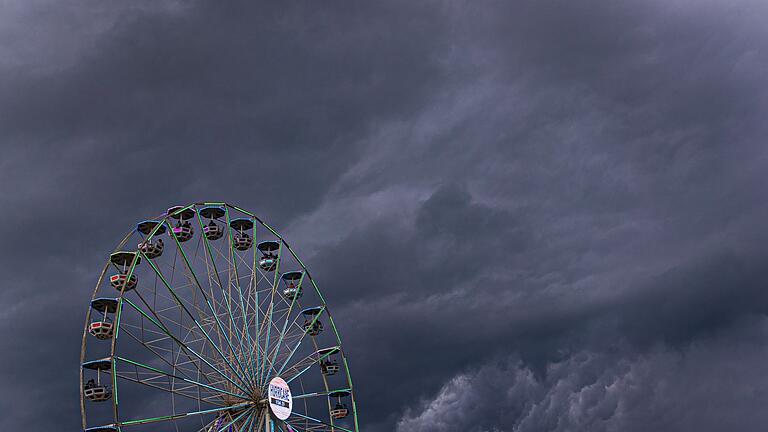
[302,306,324,336]
[281,271,304,301]
[284,285,302,300]
[109,273,137,291]
[82,359,113,402]
[88,298,117,340]
[88,321,114,340]
[168,206,195,242]
[257,240,279,271]
[329,390,351,419]
[321,359,340,376]
[171,221,194,242]
[259,255,277,271]
[83,385,112,402]
[304,319,323,336]
[330,403,349,420]
[138,238,164,259]
[200,206,226,240]
[233,232,253,251]
[136,220,166,258]
[204,221,224,240]
[109,251,140,292]
[230,218,254,251]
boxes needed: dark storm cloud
[2,1,768,431]
[397,317,768,432]
[0,2,450,429]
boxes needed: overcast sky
[2,1,768,431]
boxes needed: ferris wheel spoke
[122,297,251,395]
[257,305,276,388]
[286,422,321,432]
[142,244,255,392]
[212,408,252,432]
[177,240,254,389]
[272,309,314,372]
[254,410,265,432]
[125,291,243,388]
[114,371,224,405]
[199,242,224,347]
[257,241,284,388]
[189,217,256,389]
[119,325,214,387]
[118,402,252,427]
[270,330,305,369]
[204,215,252,354]
[240,271,273,382]
[194,417,219,432]
[284,362,316,385]
[283,347,337,384]
[240,411,258,432]
[115,356,249,400]
[198,248,246,373]
[223,235,260,275]
[131,287,217,385]
[223,207,258,387]
[231,247,274,304]
[282,423,306,432]
[192,409,252,432]
[246,230,262,390]
[244,284,262,378]
[237,411,257,432]
[283,420,316,432]
[261,272,304,384]
[285,422,333,432]
[262,316,294,383]
[291,388,352,401]
[274,307,325,377]
[288,412,354,432]
[282,357,319,384]
[274,421,291,432]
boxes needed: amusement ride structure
[80,202,359,432]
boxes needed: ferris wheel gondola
[199,206,226,240]
[257,240,280,272]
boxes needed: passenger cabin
[109,251,140,292]
[200,206,225,240]
[230,218,254,251]
[321,359,340,376]
[317,347,341,376]
[89,298,118,340]
[328,390,351,420]
[281,271,303,300]
[136,220,166,259]
[82,358,113,402]
[302,306,324,336]
[257,240,279,271]
[167,206,195,242]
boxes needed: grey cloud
[2,0,768,431]
[398,318,768,432]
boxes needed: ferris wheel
[80,202,360,432]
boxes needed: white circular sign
[268,376,292,420]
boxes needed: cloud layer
[2,1,768,431]
[398,318,768,432]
